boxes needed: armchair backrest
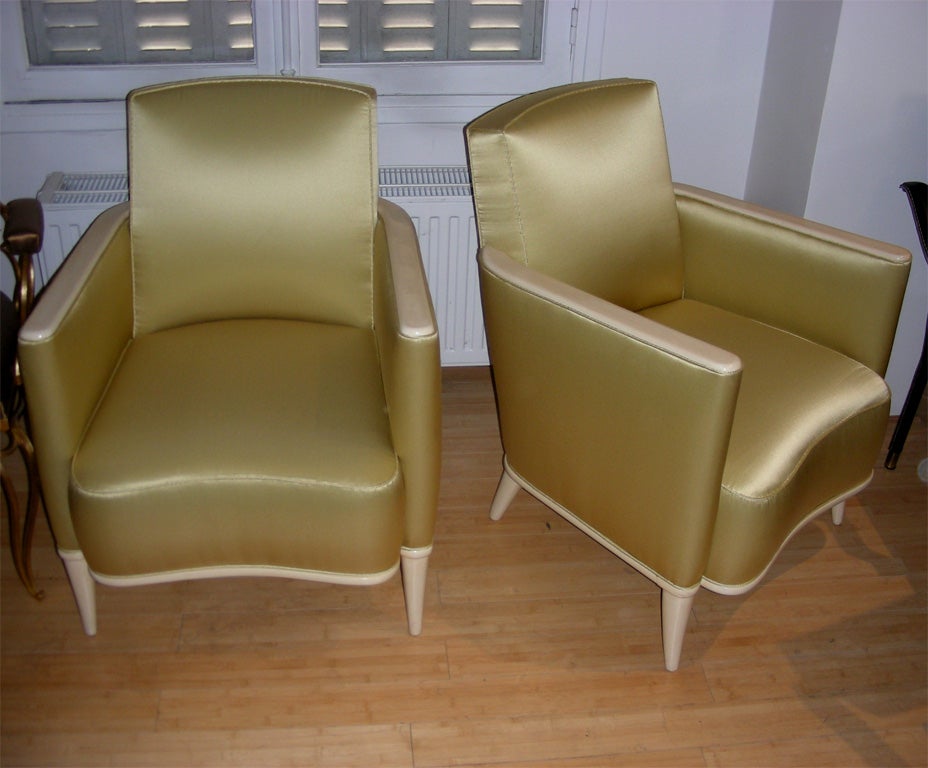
[466,79,684,311]
[128,77,378,335]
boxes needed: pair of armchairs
[20,77,910,670]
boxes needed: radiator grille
[39,172,129,206]
[379,166,472,198]
[36,167,487,366]
[38,167,472,204]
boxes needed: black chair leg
[885,323,927,470]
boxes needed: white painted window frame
[2,0,587,103]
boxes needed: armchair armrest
[676,184,911,375]
[479,245,742,590]
[18,203,134,550]
[373,199,441,550]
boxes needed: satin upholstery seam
[367,94,377,333]
[492,79,654,268]
[676,186,911,264]
[719,394,888,503]
[501,131,529,267]
[497,78,653,132]
[71,457,403,499]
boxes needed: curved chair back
[466,78,684,311]
[129,77,379,334]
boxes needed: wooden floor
[2,366,926,767]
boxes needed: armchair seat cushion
[69,319,404,578]
[640,299,890,588]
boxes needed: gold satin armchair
[465,79,911,670]
[19,77,441,637]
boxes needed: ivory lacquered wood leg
[832,501,845,526]
[59,550,97,636]
[400,546,431,636]
[661,590,695,672]
[489,468,520,521]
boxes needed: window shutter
[367,0,449,62]
[20,0,254,66]
[317,0,361,62]
[317,0,543,64]
[21,0,123,65]
[449,0,544,60]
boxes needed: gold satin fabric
[467,79,684,312]
[479,248,740,589]
[677,186,910,375]
[19,78,440,584]
[129,78,379,335]
[641,299,890,587]
[466,78,910,593]
[71,320,403,575]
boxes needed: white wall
[594,0,926,412]
[594,0,774,197]
[804,0,928,415]
[744,0,843,216]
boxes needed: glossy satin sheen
[19,78,441,590]
[467,78,684,313]
[641,299,890,587]
[129,78,379,335]
[466,78,910,593]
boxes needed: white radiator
[36,168,487,366]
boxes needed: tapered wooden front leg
[400,546,431,636]
[489,468,520,521]
[59,550,97,636]
[661,590,695,672]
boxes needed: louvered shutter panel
[449,0,544,60]
[317,0,362,62]
[317,0,543,63]
[367,0,449,62]
[20,0,254,65]
[21,0,123,64]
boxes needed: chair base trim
[89,560,401,588]
[494,457,699,599]
[491,457,869,671]
[699,478,870,596]
[58,548,427,638]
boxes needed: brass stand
[1,407,43,599]
[1,199,45,599]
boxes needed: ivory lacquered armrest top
[675,185,911,374]
[376,199,438,340]
[479,244,741,376]
[20,203,130,343]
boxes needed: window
[20,0,255,66]
[3,0,575,103]
[318,0,545,64]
